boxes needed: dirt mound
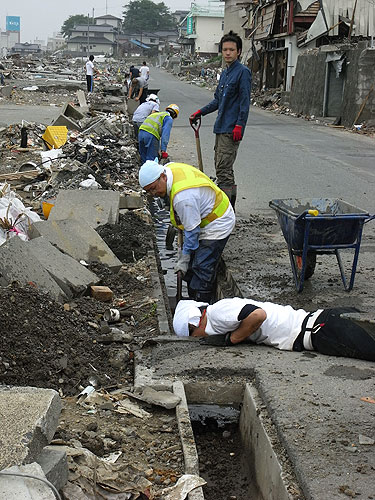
[0,282,130,395]
[97,211,154,263]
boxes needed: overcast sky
[0,0,192,43]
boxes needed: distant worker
[129,76,148,104]
[190,31,252,209]
[129,65,140,79]
[138,104,179,163]
[132,94,160,139]
[139,61,150,82]
[139,161,235,303]
[85,55,96,93]
[173,298,375,362]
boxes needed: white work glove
[174,252,191,275]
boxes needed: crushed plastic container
[42,126,68,150]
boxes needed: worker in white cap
[138,104,179,163]
[139,160,235,303]
[173,297,375,361]
[132,94,160,139]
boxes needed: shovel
[167,229,183,311]
[189,115,204,172]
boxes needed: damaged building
[228,1,375,126]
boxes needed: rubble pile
[0,56,192,499]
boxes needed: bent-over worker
[139,161,235,303]
[132,94,160,138]
[138,104,179,163]
[173,298,375,361]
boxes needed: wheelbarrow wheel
[293,251,317,280]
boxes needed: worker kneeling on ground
[139,160,235,303]
[173,297,375,361]
[138,104,179,163]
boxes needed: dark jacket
[200,59,252,134]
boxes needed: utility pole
[87,12,90,55]
[348,0,358,40]
[106,0,108,15]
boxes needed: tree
[61,15,94,38]
[122,0,176,32]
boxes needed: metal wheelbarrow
[269,198,375,292]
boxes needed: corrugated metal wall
[323,0,375,37]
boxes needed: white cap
[138,159,164,188]
[146,93,160,104]
[173,300,208,337]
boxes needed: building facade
[67,24,116,56]
[180,2,225,56]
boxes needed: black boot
[231,185,237,211]
[219,185,232,202]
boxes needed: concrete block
[76,90,89,113]
[0,463,56,499]
[0,236,66,302]
[60,102,84,121]
[0,386,62,471]
[49,189,120,228]
[29,218,122,272]
[28,236,99,299]
[119,194,144,209]
[36,446,68,492]
[51,113,80,131]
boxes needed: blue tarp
[130,39,151,49]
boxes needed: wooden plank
[0,170,40,181]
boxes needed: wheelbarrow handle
[365,215,375,224]
[189,115,201,138]
[295,209,319,222]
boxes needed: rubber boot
[219,185,232,202]
[231,185,237,211]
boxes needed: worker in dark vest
[138,161,235,303]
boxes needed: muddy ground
[222,212,375,314]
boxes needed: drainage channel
[189,403,260,500]
[150,199,188,311]
[147,202,302,499]
[173,381,303,500]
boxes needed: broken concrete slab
[0,463,56,499]
[120,194,144,210]
[29,218,122,272]
[60,102,85,121]
[76,90,89,114]
[0,236,66,302]
[28,236,99,299]
[0,386,62,471]
[51,113,80,131]
[36,446,68,492]
[134,386,181,409]
[48,189,120,228]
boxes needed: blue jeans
[138,130,159,163]
[185,237,229,303]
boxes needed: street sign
[6,16,20,32]
[187,15,193,35]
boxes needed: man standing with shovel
[138,160,235,303]
[190,31,251,209]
